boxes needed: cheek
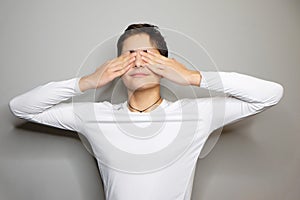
[121,74,133,89]
[121,75,129,85]
[121,69,131,79]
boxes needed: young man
[9,23,284,200]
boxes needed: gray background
[1,0,299,199]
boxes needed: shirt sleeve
[9,77,85,133]
[198,71,284,134]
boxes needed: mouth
[130,72,150,77]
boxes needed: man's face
[121,33,161,92]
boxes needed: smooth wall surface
[1,0,299,199]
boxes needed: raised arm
[198,71,284,134]
[9,77,85,132]
[9,51,137,132]
[138,50,284,133]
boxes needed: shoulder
[166,97,213,105]
[163,98,212,111]
[93,101,127,111]
[73,101,122,114]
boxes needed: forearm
[199,71,284,106]
[9,77,84,120]
[195,71,284,134]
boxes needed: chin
[126,82,160,92]
[136,83,160,91]
[121,75,161,92]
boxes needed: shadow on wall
[193,117,271,200]
[199,112,256,159]
[6,117,106,200]
[15,122,79,139]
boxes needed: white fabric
[9,71,284,200]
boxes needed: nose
[134,50,145,68]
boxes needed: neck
[127,85,162,112]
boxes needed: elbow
[8,97,22,118]
[9,98,35,121]
[9,98,18,116]
[269,83,284,106]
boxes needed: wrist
[79,75,96,92]
[188,70,202,86]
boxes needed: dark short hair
[117,23,168,57]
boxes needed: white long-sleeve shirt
[9,71,284,200]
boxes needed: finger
[141,55,162,66]
[113,56,136,71]
[140,51,165,65]
[119,52,136,63]
[142,50,168,62]
[115,62,135,77]
[145,63,165,77]
[112,52,136,71]
[113,51,136,65]
[111,53,136,69]
[142,56,165,70]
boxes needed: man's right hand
[79,51,137,92]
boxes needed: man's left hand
[140,50,201,86]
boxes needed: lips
[129,69,150,77]
[130,72,149,77]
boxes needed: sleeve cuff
[199,71,209,88]
[198,71,225,91]
[74,77,85,95]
